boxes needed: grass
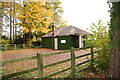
[2,58,106,78]
[74,63,107,78]
[14,71,38,78]
[44,62,71,78]
[1,69,11,76]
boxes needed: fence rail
[1,50,71,65]
[2,67,37,79]
[2,46,96,79]
[2,56,37,65]
[1,44,35,50]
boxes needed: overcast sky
[60,0,110,30]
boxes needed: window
[61,40,66,43]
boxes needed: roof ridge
[42,26,91,37]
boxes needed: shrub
[86,20,110,74]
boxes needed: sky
[60,0,110,30]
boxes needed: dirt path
[2,48,63,60]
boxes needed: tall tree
[0,2,3,45]
[12,1,15,41]
[16,1,54,46]
[45,0,64,27]
[9,2,12,43]
[1,2,17,43]
[109,2,120,78]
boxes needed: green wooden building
[42,26,91,50]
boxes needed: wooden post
[23,44,25,48]
[14,44,16,50]
[90,45,94,71]
[70,47,75,78]
[37,53,43,78]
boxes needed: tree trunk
[0,2,4,43]
[29,31,32,48]
[110,2,120,78]
[14,3,17,40]
[10,2,12,44]
[12,1,15,41]
[111,30,120,78]
[24,31,32,48]
[23,2,26,44]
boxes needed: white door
[54,38,58,49]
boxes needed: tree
[45,0,64,26]
[1,2,18,43]
[9,2,12,43]
[109,2,120,78]
[1,0,66,46]
[1,35,9,45]
[16,1,54,46]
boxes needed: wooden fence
[2,46,98,79]
[1,44,34,50]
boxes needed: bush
[86,20,110,74]
[32,40,41,46]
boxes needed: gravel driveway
[2,48,63,60]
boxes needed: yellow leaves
[45,9,54,17]
[38,27,50,33]
[32,36,37,42]
[23,27,29,33]
[31,23,36,31]
[16,14,26,20]
[1,2,10,8]
[0,2,2,8]
[15,1,56,34]
[26,11,31,16]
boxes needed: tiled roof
[42,25,92,37]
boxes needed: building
[42,25,91,50]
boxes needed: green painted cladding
[57,35,79,50]
[58,36,72,50]
[42,35,84,50]
[70,35,79,48]
[42,37,52,48]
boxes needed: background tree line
[1,0,67,46]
